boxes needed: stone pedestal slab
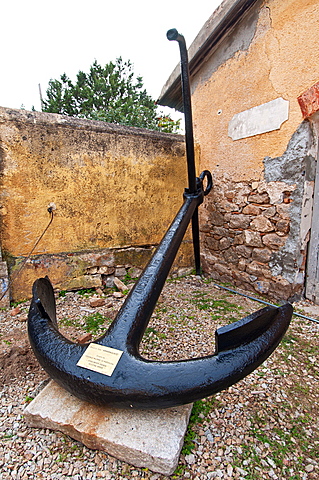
[24,380,192,475]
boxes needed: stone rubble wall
[200,176,295,300]
[10,244,194,300]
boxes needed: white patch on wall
[228,98,289,141]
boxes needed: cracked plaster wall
[192,0,319,300]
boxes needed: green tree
[43,58,180,133]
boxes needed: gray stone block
[24,380,192,475]
[0,261,9,308]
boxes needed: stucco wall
[192,0,319,179]
[0,108,192,300]
[191,0,319,300]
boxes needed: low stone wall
[0,107,192,301]
[8,243,194,300]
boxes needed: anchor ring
[198,170,213,196]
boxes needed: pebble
[89,298,106,307]
[10,306,21,316]
[305,464,314,472]
[113,291,124,298]
[113,277,127,292]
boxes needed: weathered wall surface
[191,0,319,300]
[0,108,191,300]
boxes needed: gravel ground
[0,275,318,480]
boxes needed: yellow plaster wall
[0,108,193,299]
[192,0,319,181]
[0,108,187,257]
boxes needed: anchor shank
[104,190,203,352]
[167,28,196,193]
[167,28,202,274]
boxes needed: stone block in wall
[211,226,229,237]
[232,269,255,286]
[262,233,287,250]
[218,200,240,213]
[247,192,270,204]
[246,261,270,278]
[276,204,290,219]
[268,276,293,300]
[253,280,270,295]
[115,266,127,277]
[275,219,290,234]
[237,259,247,271]
[205,236,220,251]
[200,223,211,233]
[242,230,263,247]
[56,274,103,292]
[232,232,244,246]
[262,206,277,218]
[223,247,239,265]
[242,204,261,215]
[251,248,272,263]
[249,216,274,233]
[209,211,225,226]
[297,81,319,118]
[200,252,219,273]
[219,237,233,250]
[228,214,251,229]
[213,263,232,277]
[97,266,116,275]
[235,245,252,259]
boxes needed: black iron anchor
[27,30,293,409]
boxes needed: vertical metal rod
[167,28,201,274]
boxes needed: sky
[1,0,223,116]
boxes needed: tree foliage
[43,58,180,133]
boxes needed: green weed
[182,398,216,455]
[10,299,27,308]
[83,312,107,335]
[59,317,81,328]
[191,293,242,326]
[144,327,167,339]
[232,406,319,480]
[77,288,95,297]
